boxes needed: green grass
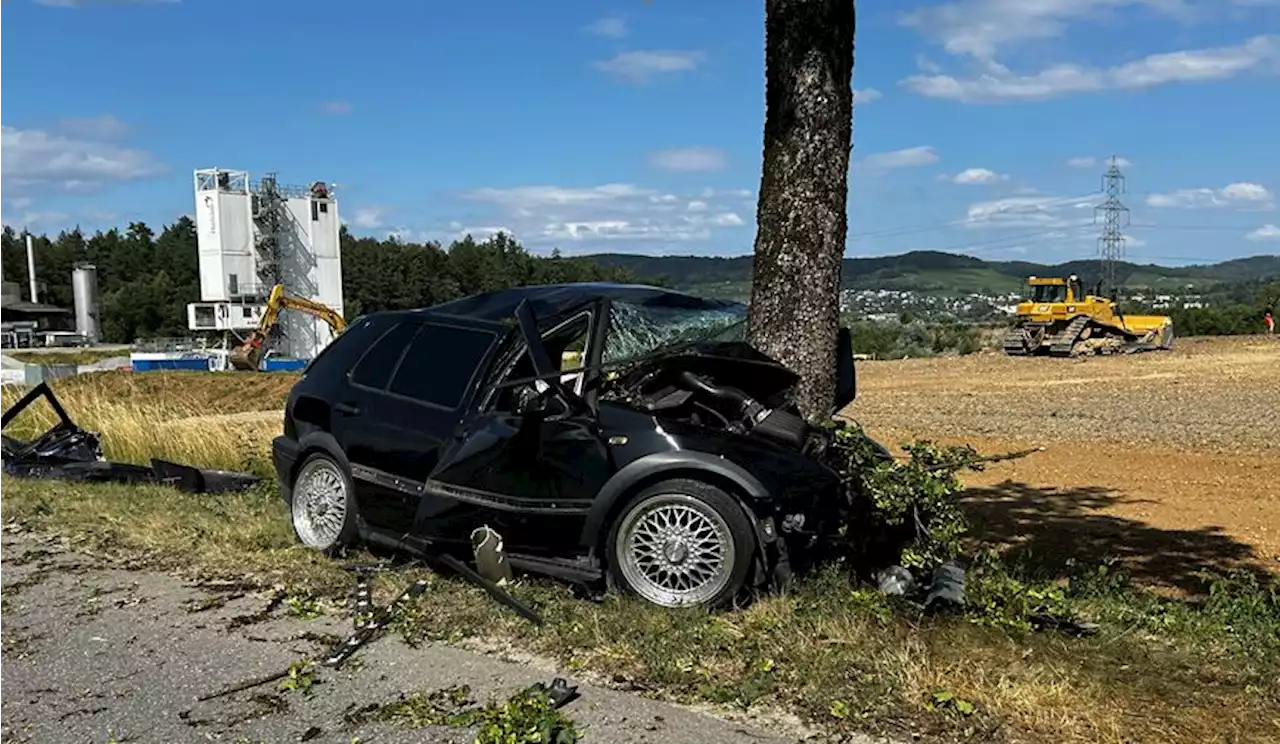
[2,475,1276,744]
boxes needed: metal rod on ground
[196,668,292,702]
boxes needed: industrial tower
[187,168,344,362]
[1094,157,1130,296]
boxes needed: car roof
[421,282,743,322]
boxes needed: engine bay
[603,344,825,455]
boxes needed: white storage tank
[71,264,100,343]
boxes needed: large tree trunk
[748,0,855,422]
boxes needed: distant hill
[589,250,1280,300]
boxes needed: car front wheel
[289,452,358,554]
[607,479,755,609]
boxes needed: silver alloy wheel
[615,493,735,607]
[291,457,349,550]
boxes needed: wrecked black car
[273,283,872,609]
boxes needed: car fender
[292,430,352,481]
[579,451,774,553]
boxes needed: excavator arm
[229,284,346,371]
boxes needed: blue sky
[2,0,1279,265]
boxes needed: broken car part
[360,529,544,626]
[471,525,513,584]
[272,283,877,610]
[2,381,261,494]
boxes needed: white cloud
[350,206,387,229]
[448,222,518,242]
[1068,156,1133,169]
[648,147,727,172]
[1246,223,1280,241]
[901,35,1280,102]
[855,146,939,172]
[901,0,1202,62]
[965,193,1098,229]
[459,181,750,247]
[1,122,166,195]
[1146,182,1274,210]
[854,87,883,103]
[593,50,705,83]
[943,167,1010,185]
[2,210,72,229]
[55,114,131,140]
[321,100,352,115]
[584,17,628,38]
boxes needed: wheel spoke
[616,493,735,607]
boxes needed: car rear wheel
[289,452,358,553]
[607,479,755,609]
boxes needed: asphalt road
[0,531,880,744]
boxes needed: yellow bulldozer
[229,284,346,371]
[1002,275,1174,357]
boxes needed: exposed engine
[605,345,822,454]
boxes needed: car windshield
[603,300,748,364]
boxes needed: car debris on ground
[1,381,261,494]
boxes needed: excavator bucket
[229,347,261,371]
[229,339,265,371]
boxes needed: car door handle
[334,402,360,415]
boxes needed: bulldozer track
[1002,329,1029,356]
[1049,316,1090,357]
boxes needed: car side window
[349,321,418,390]
[489,312,591,412]
[388,323,495,409]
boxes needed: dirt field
[843,335,1280,587]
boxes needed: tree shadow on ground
[962,480,1263,594]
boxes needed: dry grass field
[844,334,1280,588]
[3,337,1278,744]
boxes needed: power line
[1094,157,1130,295]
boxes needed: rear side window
[303,314,391,377]
[350,321,419,390]
[388,323,495,409]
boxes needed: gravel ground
[1,531,883,744]
[842,334,1280,576]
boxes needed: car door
[422,300,614,554]
[334,315,502,534]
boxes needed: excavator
[1002,275,1175,357]
[229,284,346,371]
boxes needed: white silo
[72,264,100,343]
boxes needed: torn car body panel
[275,283,876,607]
[2,381,261,494]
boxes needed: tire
[606,478,756,609]
[288,452,359,554]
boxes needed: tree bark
[748,0,855,422]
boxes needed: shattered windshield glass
[603,300,747,364]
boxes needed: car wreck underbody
[274,283,895,609]
[2,381,262,495]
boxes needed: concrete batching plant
[186,168,344,364]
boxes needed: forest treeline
[0,220,637,344]
[2,219,1275,345]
